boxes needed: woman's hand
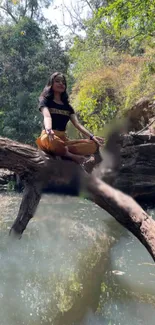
[46,129,55,141]
[92,136,104,146]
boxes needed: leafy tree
[66,0,155,133]
[97,0,155,44]
[0,17,68,142]
[0,0,52,23]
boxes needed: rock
[114,133,155,202]
[0,169,14,189]
[148,118,155,135]
[125,96,155,131]
[0,177,6,185]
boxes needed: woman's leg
[36,131,67,155]
[65,139,98,156]
[36,131,86,163]
[63,147,87,164]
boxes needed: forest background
[0,0,155,143]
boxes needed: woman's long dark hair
[39,72,69,105]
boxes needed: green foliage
[1,0,155,141]
[67,0,155,133]
[69,38,103,80]
[70,46,155,133]
[97,0,155,43]
[7,180,16,191]
[0,18,68,143]
[0,0,52,23]
[71,65,120,132]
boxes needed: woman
[36,72,104,164]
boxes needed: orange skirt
[36,130,98,156]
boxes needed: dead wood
[0,135,155,261]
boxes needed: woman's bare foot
[72,155,87,164]
[69,154,95,165]
[64,150,86,164]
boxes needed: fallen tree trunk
[86,176,155,261]
[1,133,155,202]
[0,136,155,261]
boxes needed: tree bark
[0,136,155,261]
[10,180,43,235]
[86,176,155,261]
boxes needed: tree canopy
[1,0,155,140]
[0,0,52,23]
[65,0,155,133]
[0,1,68,142]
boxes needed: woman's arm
[70,114,104,146]
[70,114,93,138]
[41,107,54,139]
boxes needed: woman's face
[52,75,66,93]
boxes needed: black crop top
[39,96,75,131]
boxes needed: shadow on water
[0,193,155,325]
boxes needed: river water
[0,192,154,325]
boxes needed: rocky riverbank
[114,132,155,203]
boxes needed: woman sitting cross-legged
[36,72,104,164]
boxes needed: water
[0,192,154,325]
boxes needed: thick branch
[0,137,44,173]
[10,180,42,235]
[0,136,155,261]
[86,176,155,261]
